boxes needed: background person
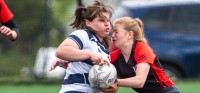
[52,1,113,93]
[0,0,19,41]
[103,17,180,93]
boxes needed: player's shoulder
[71,29,93,37]
[135,41,150,49]
[135,41,154,55]
[71,29,87,35]
[110,49,121,63]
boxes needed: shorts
[162,85,180,93]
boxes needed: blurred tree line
[0,0,76,77]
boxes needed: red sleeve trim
[0,0,13,23]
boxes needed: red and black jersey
[0,0,13,23]
[110,41,174,93]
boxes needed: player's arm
[56,38,90,61]
[117,62,150,88]
[102,63,150,93]
[49,59,69,71]
[1,19,19,41]
[56,38,105,65]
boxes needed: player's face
[86,12,111,41]
[112,23,130,48]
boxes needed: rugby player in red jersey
[0,0,19,41]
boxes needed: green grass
[0,84,60,93]
[0,81,200,93]
[175,81,200,93]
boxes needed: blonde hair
[113,17,147,43]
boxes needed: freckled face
[112,23,129,48]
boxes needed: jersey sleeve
[134,42,156,65]
[68,30,88,49]
[0,0,13,23]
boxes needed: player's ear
[85,19,91,27]
[128,31,134,39]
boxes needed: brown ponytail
[70,6,87,29]
[70,0,113,49]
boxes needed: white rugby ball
[88,63,117,89]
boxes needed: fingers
[49,59,59,71]
[92,58,111,66]
[62,61,69,68]
[0,26,14,40]
[92,56,102,65]
[103,59,110,66]
[92,57,105,65]
[50,63,56,71]
[59,60,69,68]
[49,59,69,71]
[101,86,114,93]
[101,80,118,93]
[0,26,11,35]
[99,58,105,65]
[89,52,111,65]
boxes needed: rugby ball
[88,63,117,89]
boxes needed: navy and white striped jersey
[59,29,110,93]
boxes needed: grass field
[0,80,200,93]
